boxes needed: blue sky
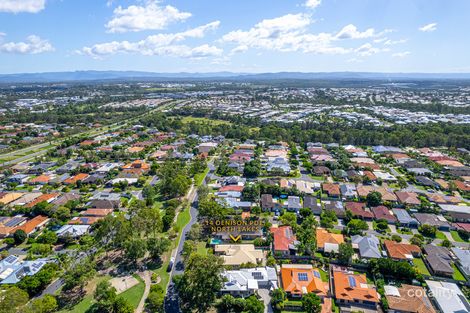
[0,0,468,73]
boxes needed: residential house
[0,255,52,284]
[220,267,278,298]
[322,183,340,198]
[414,213,451,231]
[332,268,379,310]
[303,196,322,215]
[287,196,302,213]
[423,244,454,277]
[13,215,49,236]
[214,244,266,266]
[340,184,357,199]
[383,240,421,260]
[270,226,298,256]
[384,284,436,313]
[392,209,418,228]
[345,202,374,220]
[451,247,470,278]
[56,224,90,238]
[395,191,421,207]
[371,206,397,224]
[426,281,470,313]
[280,264,328,298]
[316,228,344,253]
[351,235,382,259]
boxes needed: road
[164,159,214,313]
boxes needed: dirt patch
[109,275,139,294]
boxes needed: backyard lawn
[452,264,466,281]
[450,230,468,243]
[412,258,431,276]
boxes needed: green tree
[175,254,224,313]
[243,295,264,313]
[338,242,354,264]
[0,286,29,313]
[366,191,382,207]
[13,229,27,245]
[124,239,147,263]
[418,224,437,237]
[302,293,322,313]
[346,219,368,236]
[26,295,58,313]
[270,289,287,311]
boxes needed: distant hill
[1,70,470,83]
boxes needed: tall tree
[175,254,224,313]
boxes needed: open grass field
[119,275,145,309]
[181,116,232,126]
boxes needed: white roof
[426,280,470,313]
[384,285,400,297]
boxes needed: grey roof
[392,209,418,225]
[352,235,382,259]
[451,247,470,276]
[221,267,278,293]
[426,280,470,313]
[414,213,450,229]
[424,244,453,275]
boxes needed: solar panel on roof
[252,272,263,280]
[313,271,321,278]
[298,272,308,281]
[4,255,17,264]
[348,276,357,288]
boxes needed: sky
[0,0,468,74]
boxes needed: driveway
[257,289,273,313]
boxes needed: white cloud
[305,0,321,9]
[392,51,411,58]
[354,43,389,57]
[78,21,221,59]
[222,14,386,57]
[106,0,192,33]
[0,0,45,13]
[383,38,407,45]
[419,23,437,32]
[335,24,376,39]
[0,35,54,54]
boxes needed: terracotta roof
[333,270,379,303]
[270,226,297,252]
[82,208,113,217]
[453,180,470,192]
[384,240,421,260]
[371,206,397,223]
[127,146,145,153]
[13,215,49,235]
[357,185,397,201]
[64,173,89,184]
[219,185,244,192]
[322,183,340,196]
[386,284,436,313]
[395,191,421,205]
[281,264,328,297]
[29,175,51,184]
[316,228,344,249]
[345,202,374,219]
[25,193,59,208]
[122,160,150,170]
